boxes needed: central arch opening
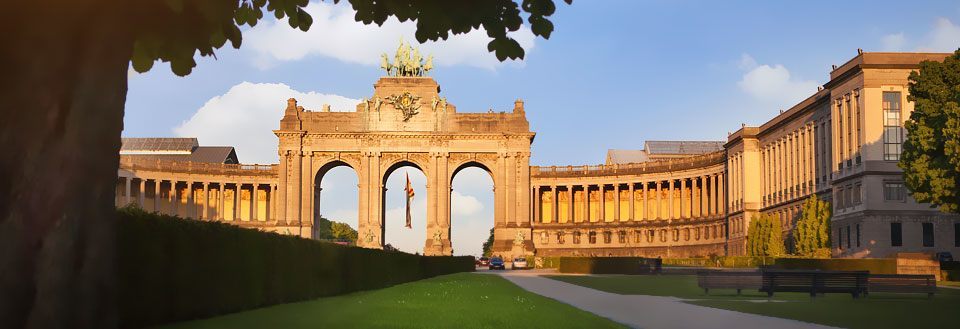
[382,161,427,253]
[450,162,494,257]
[314,161,359,244]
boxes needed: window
[838,227,844,250]
[891,223,903,247]
[846,95,853,160]
[588,231,597,244]
[541,231,549,244]
[884,182,905,201]
[955,223,960,247]
[837,99,845,164]
[635,230,643,243]
[647,230,655,243]
[603,231,612,244]
[855,90,862,155]
[618,231,626,244]
[856,224,861,247]
[883,92,903,161]
[557,232,565,244]
[846,225,851,250]
[837,187,845,209]
[922,223,934,247]
[660,229,667,242]
[853,184,862,205]
[573,231,581,244]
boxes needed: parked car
[489,257,505,270]
[937,252,954,263]
[512,257,528,269]
[478,257,490,267]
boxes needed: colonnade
[115,176,276,222]
[531,173,724,224]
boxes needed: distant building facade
[118,51,960,258]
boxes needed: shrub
[558,257,660,274]
[117,207,472,328]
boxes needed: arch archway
[380,160,428,253]
[313,160,360,243]
[449,161,495,257]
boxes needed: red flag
[404,173,414,228]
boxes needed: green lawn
[547,274,959,329]
[155,273,625,329]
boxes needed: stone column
[711,174,718,216]
[137,179,145,207]
[533,186,540,223]
[567,185,574,224]
[655,181,661,219]
[598,183,605,222]
[668,180,674,220]
[642,182,648,220]
[252,183,259,221]
[628,182,635,221]
[123,177,132,206]
[202,182,209,220]
[270,184,277,221]
[552,185,558,223]
[186,181,194,219]
[700,176,708,217]
[582,184,589,222]
[278,152,288,223]
[718,173,725,214]
[154,179,161,213]
[235,183,242,221]
[613,183,621,221]
[218,184,225,220]
[679,178,686,218]
[169,180,178,217]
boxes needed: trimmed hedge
[533,256,562,269]
[662,256,775,268]
[118,207,473,328]
[943,270,960,281]
[773,258,897,274]
[558,257,660,274]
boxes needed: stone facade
[118,51,960,259]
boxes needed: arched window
[673,229,680,242]
[573,231,582,244]
[557,231,565,244]
[683,228,691,241]
[603,231,612,244]
[588,231,597,244]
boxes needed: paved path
[490,271,837,329]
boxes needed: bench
[760,269,868,298]
[697,270,761,295]
[867,274,937,298]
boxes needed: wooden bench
[760,269,868,298]
[697,270,761,295]
[867,274,937,298]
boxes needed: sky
[123,0,960,256]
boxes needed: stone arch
[449,158,495,183]
[312,159,360,240]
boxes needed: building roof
[120,138,239,164]
[120,137,199,154]
[644,141,725,155]
[606,141,724,165]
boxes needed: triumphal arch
[273,42,535,256]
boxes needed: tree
[330,221,358,243]
[481,228,495,257]
[1,1,570,327]
[793,194,831,256]
[901,49,960,213]
[746,214,785,257]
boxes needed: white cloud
[881,32,906,51]
[451,191,483,216]
[244,1,536,70]
[880,18,960,52]
[923,18,960,52]
[737,53,819,109]
[174,82,360,164]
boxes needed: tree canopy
[746,213,785,257]
[315,216,358,243]
[901,50,960,213]
[482,228,495,257]
[130,0,572,76]
[792,194,831,257]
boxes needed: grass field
[155,273,624,329]
[547,274,959,329]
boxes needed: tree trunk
[1,3,133,328]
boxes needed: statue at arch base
[489,227,535,261]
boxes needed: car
[512,257,528,269]
[477,257,490,267]
[937,252,954,263]
[488,257,505,270]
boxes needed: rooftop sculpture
[380,39,434,77]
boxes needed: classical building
[118,49,960,259]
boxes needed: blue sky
[123,0,960,255]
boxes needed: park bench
[760,269,868,298]
[867,274,936,298]
[696,270,761,295]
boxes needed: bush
[558,257,660,274]
[662,256,774,268]
[118,207,473,328]
[942,270,960,281]
[773,258,896,274]
[534,256,562,269]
